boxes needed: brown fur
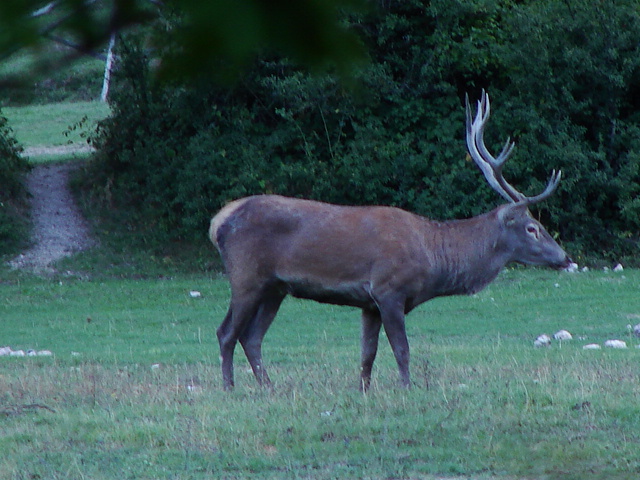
[210,195,571,390]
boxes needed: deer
[209,91,572,391]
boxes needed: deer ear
[497,203,529,226]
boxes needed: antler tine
[466,91,524,203]
[523,169,562,206]
[476,93,486,124]
[476,95,517,169]
[495,137,514,164]
[465,95,510,202]
[465,90,563,207]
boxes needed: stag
[210,91,572,391]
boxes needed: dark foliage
[0,112,29,254]
[92,0,640,264]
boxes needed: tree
[0,0,366,89]
[91,0,640,264]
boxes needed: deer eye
[526,224,540,238]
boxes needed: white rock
[553,330,573,341]
[189,291,202,298]
[186,384,202,394]
[37,350,53,356]
[534,334,551,347]
[150,363,161,370]
[633,324,640,338]
[603,267,610,272]
[27,349,37,357]
[581,266,590,272]
[10,350,25,357]
[583,343,601,350]
[0,346,12,356]
[565,262,579,273]
[613,263,624,272]
[604,339,627,349]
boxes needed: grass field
[1,100,639,478]
[1,268,639,479]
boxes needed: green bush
[0,111,29,254]
[499,0,640,262]
[91,0,640,264]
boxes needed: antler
[465,90,561,205]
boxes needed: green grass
[0,98,638,478]
[3,100,110,162]
[1,269,639,479]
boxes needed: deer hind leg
[239,293,285,387]
[360,308,382,392]
[217,292,263,390]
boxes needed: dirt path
[8,162,95,274]
[21,144,95,157]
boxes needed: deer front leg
[378,299,411,388]
[360,308,382,392]
[216,307,236,390]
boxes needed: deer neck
[424,209,511,297]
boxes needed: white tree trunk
[100,34,116,102]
